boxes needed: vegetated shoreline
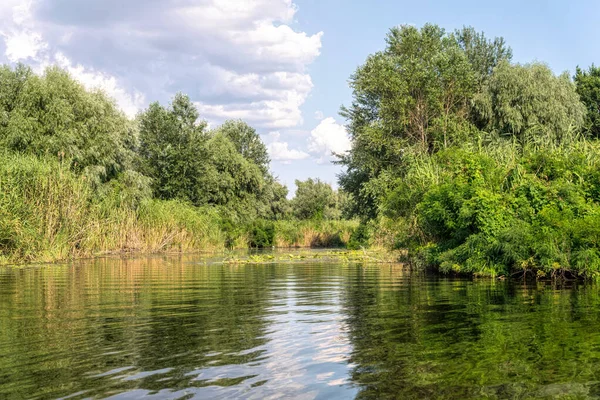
[337,24,600,280]
[0,246,405,268]
[6,22,600,279]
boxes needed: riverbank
[0,153,361,266]
[0,154,363,266]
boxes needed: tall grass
[273,219,358,248]
[0,153,359,265]
[0,153,225,264]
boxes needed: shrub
[248,220,275,248]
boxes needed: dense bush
[0,65,136,182]
[339,23,600,278]
[347,223,371,250]
[248,220,276,248]
[375,138,600,277]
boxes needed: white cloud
[0,0,323,128]
[308,117,351,161]
[315,110,324,120]
[0,1,144,118]
[0,1,45,62]
[194,68,313,128]
[3,30,45,62]
[267,132,309,163]
[55,53,145,118]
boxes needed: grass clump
[0,153,360,265]
[0,153,225,264]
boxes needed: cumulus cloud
[54,53,146,118]
[4,31,46,62]
[0,0,323,128]
[0,1,45,62]
[0,1,144,117]
[267,132,309,163]
[308,117,351,162]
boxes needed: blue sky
[281,0,600,191]
[0,0,599,195]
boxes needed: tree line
[0,64,355,262]
[0,64,348,221]
[339,23,600,277]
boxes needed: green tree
[217,120,270,176]
[453,26,512,89]
[138,94,283,221]
[291,178,337,220]
[137,93,209,204]
[200,132,265,216]
[0,64,135,181]
[342,24,476,155]
[575,64,600,138]
[473,62,586,143]
[264,179,291,220]
[339,24,506,218]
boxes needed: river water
[1,255,600,399]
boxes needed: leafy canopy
[138,93,209,204]
[0,64,135,181]
[291,178,338,220]
[473,62,585,142]
[217,120,270,176]
[575,64,600,138]
[339,24,511,219]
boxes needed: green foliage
[201,132,265,217]
[0,152,92,261]
[0,61,364,264]
[138,96,287,222]
[347,223,371,250]
[453,26,513,87]
[217,120,270,176]
[273,219,358,248]
[339,24,509,219]
[138,93,209,204]
[135,199,224,251]
[343,24,477,154]
[473,62,586,142]
[291,178,338,220]
[387,141,600,277]
[0,64,135,182]
[248,220,275,248]
[339,23,600,278]
[575,64,600,138]
[0,152,225,263]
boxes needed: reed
[0,153,359,265]
[0,153,226,264]
[273,219,358,248]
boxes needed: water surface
[1,255,600,399]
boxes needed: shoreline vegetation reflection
[2,255,600,398]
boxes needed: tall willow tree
[339,24,511,218]
[0,64,135,181]
[473,62,585,143]
[200,132,266,219]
